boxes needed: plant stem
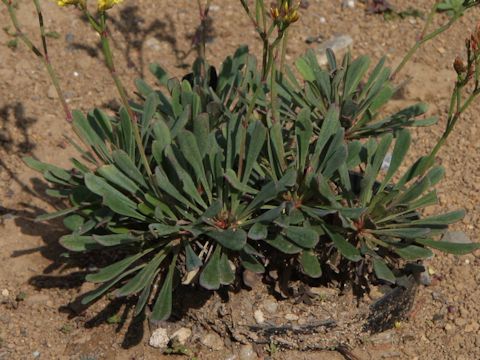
[98,13,153,180]
[2,0,72,122]
[392,12,459,79]
[280,28,289,74]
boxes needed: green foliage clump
[25,45,479,321]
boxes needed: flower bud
[453,57,467,74]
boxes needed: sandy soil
[1,1,480,359]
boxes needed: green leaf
[285,226,319,249]
[36,207,80,222]
[60,234,100,252]
[416,238,480,255]
[93,233,140,247]
[394,245,433,260]
[324,227,361,262]
[199,246,221,290]
[86,250,151,283]
[85,173,146,221]
[207,229,247,251]
[242,121,266,183]
[296,57,315,82]
[185,242,203,271]
[344,55,370,97]
[177,130,212,201]
[240,251,265,273]
[371,228,431,239]
[219,252,235,285]
[224,169,258,194]
[403,210,465,227]
[265,235,303,254]
[373,259,396,284]
[112,150,148,188]
[149,223,181,237]
[116,249,169,297]
[295,108,313,171]
[97,165,140,194]
[151,253,178,321]
[248,223,268,240]
[379,130,411,192]
[149,63,169,86]
[81,265,144,305]
[299,251,322,278]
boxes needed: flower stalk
[2,0,72,122]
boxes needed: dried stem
[96,12,155,183]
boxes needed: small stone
[316,35,354,66]
[369,330,394,345]
[342,0,355,9]
[239,344,257,360]
[442,231,472,244]
[145,37,162,51]
[447,305,457,314]
[284,313,299,321]
[437,47,446,54]
[1,289,9,297]
[254,310,265,324]
[170,327,192,345]
[444,323,454,332]
[47,85,57,99]
[209,4,220,11]
[319,16,326,24]
[262,299,278,314]
[201,332,224,351]
[149,328,169,349]
[242,269,260,289]
[25,294,50,306]
[465,322,480,333]
[32,351,40,358]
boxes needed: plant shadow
[69,5,216,77]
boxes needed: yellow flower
[98,0,123,11]
[57,0,84,6]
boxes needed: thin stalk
[3,0,72,122]
[280,28,289,74]
[392,13,459,79]
[98,13,153,180]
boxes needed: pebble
[442,231,472,244]
[201,332,224,351]
[239,344,257,360]
[25,294,51,306]
[316,35,354,66]
[284,313,299,321]
[342,0,355,9]
[254,310,265,324]
[145,37,162,51]
[149,327,169,349]
[47,85,57,99]
[32,351,40,358]
[444,323,455,333]
[262,299,278,315]
[465,322,480,333]
[1,289,9,297]
[170,327,192,345]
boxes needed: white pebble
[254,310,265,324]
[285,313,299,321]
[149,327,169,349]
[170,327,192,345]
[1,289,9,297]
